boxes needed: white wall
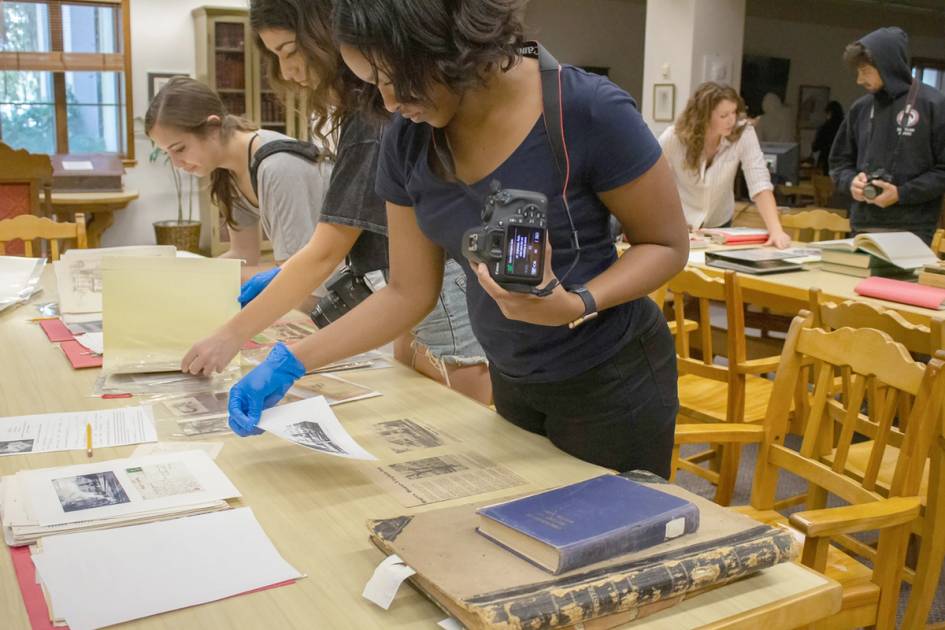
[104,0,248,247]
[525,0,646,100]
[640,0,695,137]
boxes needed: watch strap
[568,286,598,329]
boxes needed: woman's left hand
[474,241,584,327]
[766,230,792,249]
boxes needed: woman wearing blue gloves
[228,0,688,478]
[181,0,491,405]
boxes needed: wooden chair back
[811,174,835,207]
[750,313,945,628]
[0,142,54,256]
[0,214,87,261]
[780,209,851,242]
[810,288,945,356]
[932,228,945,259]
[667,267,745,386]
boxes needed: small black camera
[862,169,892,202]
[310,268,374,328]
[462,186,548,293]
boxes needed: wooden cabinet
[192,6,307,255]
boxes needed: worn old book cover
[368,471,799,630]
[476,474,699,574]
[50,153,124,193]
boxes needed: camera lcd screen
[504,225,544,279]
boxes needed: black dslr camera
[862,169,892,202]
[309,268,374,328]
[462,186,548,293]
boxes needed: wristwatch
[568,286,598,329]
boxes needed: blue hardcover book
[476,474,699,574]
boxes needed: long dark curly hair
[250,0,382,151]
[332,0,527,110]
[674,82,749,173]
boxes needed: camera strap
[431,41,580,297]
[866,79,919,178]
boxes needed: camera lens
[863,184,877,200]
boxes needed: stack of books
[918,262,945,289]
[812,232,939,278]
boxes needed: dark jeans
[490,318,679,478]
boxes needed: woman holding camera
[659,82,792,248]
[180,0,491,404]
[227,0,689,477]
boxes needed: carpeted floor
[674,438,945,626]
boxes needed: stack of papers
[0,450,240,546]
[0,256,45,312]
[28,507,302,629]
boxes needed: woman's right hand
[181,326,246,376]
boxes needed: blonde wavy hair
[674,82,748,172]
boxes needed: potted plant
[148,145,201,253]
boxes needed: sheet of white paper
[54,246,176,314]
[32,507,302,630]
[60,160,94,171]
[687,250,707,266]
[0,256,45,312]
[362,554,416,610]
[20,449,240,526]
[132,442,223,460]
[75,332,104,355]
[0,405,156,458]
[102,256,241,374]
[257,396,377,460]
[438,618,465,630]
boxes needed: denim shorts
[413,258,487,367]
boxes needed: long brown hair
[674,82,748,173]
[249,0,384,152]
[145,77,257,228]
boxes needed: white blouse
[659,123,773,229]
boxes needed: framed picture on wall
[147,72,189,103]
[797,85,830,130]
[652,83,676,122]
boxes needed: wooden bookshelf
[192,6,308,255]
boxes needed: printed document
[0,406,156,457]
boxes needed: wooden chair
[0,214,87,260]
[0,142,54,256]
[780,209,851,242]
[811,174,836,208]
[674,312,945,630]
[668,267,781,505]
[932,228,945,259]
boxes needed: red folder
[854,276,945,311]
[38,319,74,343]
[720,233,769,244]
[59,339,103,368]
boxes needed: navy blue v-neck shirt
[376,66,663,383]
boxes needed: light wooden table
[0,270,841,629]
[690,246,945,327]
[51,189,139,248]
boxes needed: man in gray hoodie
[829,26,945,244]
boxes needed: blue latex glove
[238,266,280,307]
[227,342,306,437]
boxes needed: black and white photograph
[285,421,346,454]
[177,415,230,436]
[52,472,131,513]
[389,455,469,480]
[0,439,34,455]
[373,418,445,454]
[158,392,228,420]
[652,83,676,122]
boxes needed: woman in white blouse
[659,82,792,248]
